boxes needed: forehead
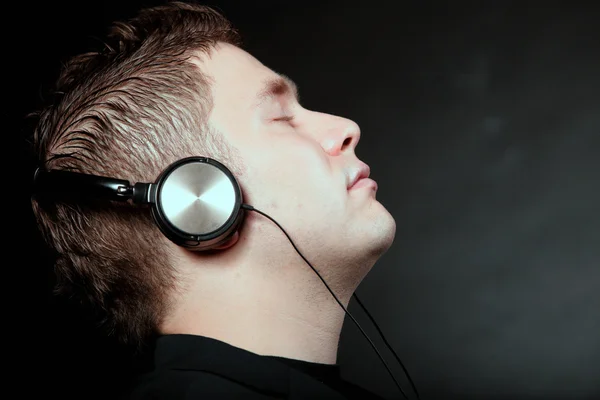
[193,42,277,100]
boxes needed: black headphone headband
[32,156,245,251]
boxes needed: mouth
[349,177,378,191]
[347,163,372,190]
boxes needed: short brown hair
[31,1,242,348]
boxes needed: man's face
[196,43,396,270]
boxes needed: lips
[347,163,371,190]
[349,177,377,191]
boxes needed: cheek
[250,131,327,174]
[238,130,337,207]
[245,151,333,204]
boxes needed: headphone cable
[241,204,419,400]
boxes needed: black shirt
[127,334,386,399]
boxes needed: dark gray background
[15,1,599,399]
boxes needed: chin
[380,214,397,252]
[366,207,397,256]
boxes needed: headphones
[33,155,420,400]
[33,156,245,251]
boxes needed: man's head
[188,43,396,299]
[33,1,395,350]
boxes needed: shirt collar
[153,333,354,399]
[154,334,289,396]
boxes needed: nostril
[342,137,352,150]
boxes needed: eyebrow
[252,74,300,109]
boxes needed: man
[32,1,396,399]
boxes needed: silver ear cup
[157,160,238,236]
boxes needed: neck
[167,291,345,364]
[161,216,379,364]
[162,252,361,365]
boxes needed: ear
[213,231,240,250]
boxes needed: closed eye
[274,115,295,123]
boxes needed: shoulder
[126,368,282,400]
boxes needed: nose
[317,113,361,156]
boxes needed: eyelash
[274,115,295,123]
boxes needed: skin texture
[162,43,396,365]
